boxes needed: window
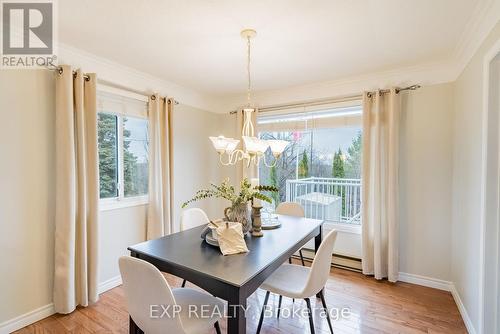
[98,113,119,198]
[123,117,149,197]
[258,103,362,226]
[97,91,149,207]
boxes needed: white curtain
[147,95,173,239]
[236,108,259,181]
[53,65,99,313]
[361,88,400,282]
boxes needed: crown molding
[453,0,500,79]
[218,59,457,112]
[57,43,222,113]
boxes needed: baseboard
[98,275,122,294]
[0,277,123,334]
[398,272,453,291]
[0,303,55,334]
[398,273,476,334]
[300,249,363,271]
[450,284,477,334]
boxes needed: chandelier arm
[229,150,241,165]
[218,153,232,166]
[262,154,278,168]
[228,149,248,165]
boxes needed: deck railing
[285,177,362,225]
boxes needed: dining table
[127,214,324,334]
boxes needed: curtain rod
[98,79,179,105]
[229,84,421,114]
[45,65,179,105]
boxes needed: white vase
[224,202,252,234]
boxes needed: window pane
[258,107,362,226]
[123,117,149,197]
[259,130,308,206]
[98,113,118,198]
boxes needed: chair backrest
[302,229,338,297]
[275,202,305,217]
[119,256,185,334]
[180,208,210,231]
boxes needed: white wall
[0,70,55,325]
[0,70,224,330]
[171,104,229,231]
[399,83,454,280]
[98,205,146,284]
[451,21,500,333]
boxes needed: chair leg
[299,249,305,266]
[305,298,315,334]
[288,257,292,264]
[214,321,221,334]
[319,290,334,334]
[256,291,270,334]
[181,279,186,288]
[277,295,283,319]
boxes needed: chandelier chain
[246,36,251,106]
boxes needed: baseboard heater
[293,248,362,272]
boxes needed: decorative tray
[261,217,281,230]
[205,233,219,247]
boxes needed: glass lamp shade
[267,139,289,157]
[224,138,240,153]
[243,136,269,155]
[210,135,230,153]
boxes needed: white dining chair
[256,229,338,334]
[180,208,210,287]
[119,256,223,334]
[180,208,210,231]
[275,202,306,266]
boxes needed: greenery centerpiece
[182,178,278,234]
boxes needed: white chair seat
[260,264,311,298]
[256,230,338,334]
[172,288,224,334]
[119,256,223,334]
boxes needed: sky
[295,126,361,164]
[124,117,148,163]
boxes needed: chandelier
[210,29,288,168]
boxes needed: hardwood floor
[15,262,466,334]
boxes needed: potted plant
[182,178,278,234]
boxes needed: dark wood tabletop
[128,214,323,334]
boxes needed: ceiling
[59,0,486,96]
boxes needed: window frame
[257,101,363,234]
[97,92,149,212]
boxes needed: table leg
[129,316,143,334]
[315,225,323,298]
[227,295,247,334]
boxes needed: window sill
[99,196,149,212]
[323,221,362,234]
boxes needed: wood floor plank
[13,264,467,334]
